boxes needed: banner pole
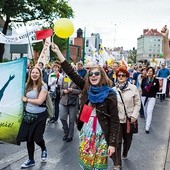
[23,22,34,65]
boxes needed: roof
[143,29,162,36]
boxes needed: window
[86,40,89,47]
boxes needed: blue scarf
[87,85,116,104]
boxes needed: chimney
[143,29,149,34]
[77,28,83,38]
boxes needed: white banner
[37,37,51,65]
[156,78,167,94]
[0,28,41,44]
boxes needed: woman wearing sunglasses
[112,67,141,169]
[51,43,119,170]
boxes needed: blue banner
[0,58,27,144]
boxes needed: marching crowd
[17,42,170,170]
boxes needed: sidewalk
[164,97,170,170]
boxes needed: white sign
[37,37,51,65]
[0,29,41,44]
[156,77,167,94]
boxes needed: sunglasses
[117,74,126,77]
[88,71,100,77]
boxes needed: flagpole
[23,22,34,65]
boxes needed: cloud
[69,0,170,49]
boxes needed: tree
[128,47,137,64]
[0,0,73,62]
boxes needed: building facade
[85,33,102,56]
[137,29,163,62]
[67,28,102,63]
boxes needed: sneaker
[113,165,121,170]
[122,155,128,160]
[48,118,55,123]
[140,115,144,118]
[41,150,47,162]
[62,134,68,141]
[66,137,73,142]
[145,130,150,134]
[21,159,35,169]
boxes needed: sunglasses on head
[88,71,100,77]
[117,74,126,77]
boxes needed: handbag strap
[55,74,60,86]
[118,91,128,117]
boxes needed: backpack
[46,92,54,118]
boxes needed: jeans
[141,97,156,131]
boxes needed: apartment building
[137,29,163,62]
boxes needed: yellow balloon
[54,18,74,38]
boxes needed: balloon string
[52,34,55,43]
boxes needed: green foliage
[32,34,67,62]
[0,0,74,22]
[50,35,67,61]
[159,52,164,58]
[128,48,137,64]
[2,58,10,62]
[32,42,43,53]
[0,0,74,62]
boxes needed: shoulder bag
[118,91,138,134]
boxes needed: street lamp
[66,37,70,62]
[82,27,86,65]
[113,24,116,49]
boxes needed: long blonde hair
[25,66,44,94]
[83,66,113,92]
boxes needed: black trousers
[111,123,133,166]
[52,98,60,121]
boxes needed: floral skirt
[79,116,108,170]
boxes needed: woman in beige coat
[112,67,141,170]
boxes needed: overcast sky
[69,0,170,50]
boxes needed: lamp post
[82,27,86,65]
[66,37,70,62]
[113,24,116,49]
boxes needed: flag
[35,29,53,40]
[37,37,51,65]
[0,58,27,144]
[121,55,128,69]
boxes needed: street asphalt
[0,97,170,170]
